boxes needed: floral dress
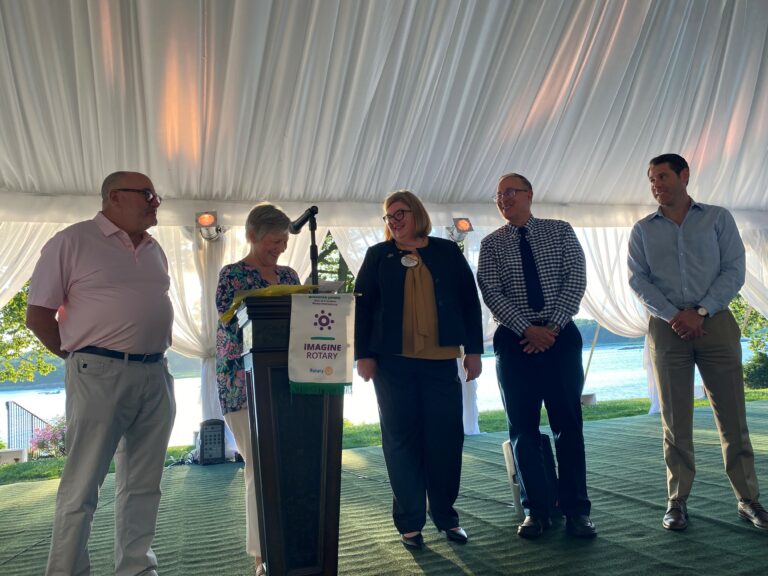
[215,261,300,414]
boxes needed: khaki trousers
[648,310,758,502]
[47,353,175,576]
[224,408,261,558]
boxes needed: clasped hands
[520,324,559,354]
[670,309,706,341]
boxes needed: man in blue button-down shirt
[628,153,767,532]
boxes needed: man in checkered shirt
[477,172,596,539]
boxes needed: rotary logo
[314,310,335,331]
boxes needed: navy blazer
[354,236,484,359]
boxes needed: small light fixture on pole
[196,211,222,241]
[447,217,473,243]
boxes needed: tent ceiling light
[453,217,473,233]
[447,217,473,243]
[196,211,222,241]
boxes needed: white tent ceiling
[1,0,768,229]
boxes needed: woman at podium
[215,204,300,571]
[354,190,484,549]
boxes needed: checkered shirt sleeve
[477,218,586,336]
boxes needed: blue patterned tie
[518,227,544,312]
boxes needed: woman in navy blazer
[354,190,484,549]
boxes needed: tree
[730,294,768,388]
[316,232,355,293]
[729,295,768,355]
[0,282,58,382]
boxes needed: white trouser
[46,352,175,576]
[224,408,261,557]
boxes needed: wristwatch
[696,306,709,318]
[545,322,561,335]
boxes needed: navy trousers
[494,322,591,518]
[373,355,464,533]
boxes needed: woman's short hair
[383,190,432,240]
[245,203,291,242]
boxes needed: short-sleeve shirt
[28,213,173,353]
[215,261,300,414]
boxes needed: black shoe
[517,516,551,539]
[401,532,424,549]
[565,515,597,538]
[662,499,688,531]
[442,527,468,544]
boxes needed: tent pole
[583,323,601,382]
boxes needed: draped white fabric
[2,0,768,222]
[327,227,384,278]
[2,0,768,419]
[0,222,68,307]
[156,224,312,431]
[575,228,660,411]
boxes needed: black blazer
[354,236,484,359]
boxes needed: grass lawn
[3,390,768,485]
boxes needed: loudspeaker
[199,419,225,465]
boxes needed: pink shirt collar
[94,212,154,248]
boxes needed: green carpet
[2,402,768,575]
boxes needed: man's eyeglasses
[114,188,162,205]
[382,209,412,223]
[493,188,529,202]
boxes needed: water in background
[0,342,754,445]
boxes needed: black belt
[529,320,548,326]
[75,346,164,363]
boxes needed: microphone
[289,206,319,234]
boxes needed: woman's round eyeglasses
[382,208,412,223]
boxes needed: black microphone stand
[308,213,319,292]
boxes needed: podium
[237,296,344,576]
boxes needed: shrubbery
[29,417,67,457]
[744,352,768,389]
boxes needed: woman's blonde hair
[245,203,291,243]
[383,190,432,241]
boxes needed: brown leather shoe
[738,500,768,530]
[517,516,551,539]
[662,499,688,531]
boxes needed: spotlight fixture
[196,211,222,241]
[447,217,473,242]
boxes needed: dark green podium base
[238,296,343,575]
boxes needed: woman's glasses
[382,208,412,223]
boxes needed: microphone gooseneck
[289,206,319,234]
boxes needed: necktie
[518,227,544,312]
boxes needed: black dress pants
[494,322,591,518]
[373,355,464,533]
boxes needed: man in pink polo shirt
[26,171,175,576]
